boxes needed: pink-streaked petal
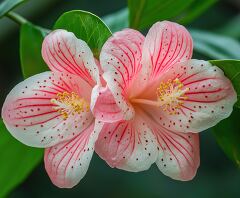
[95,113,158,172]
[151,59,236,133]
[100,29,144,120]
[137,110,199,180]
[155,129,199,181]
[141,21,193,83]
[42,29,100,86]
[44,120,103,188]
[2,72,94,148]
[91,86,124,122]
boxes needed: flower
[2,30,103,188]
[92,21,237,180]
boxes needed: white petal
[44,120,103,188]
[2,72,94,147]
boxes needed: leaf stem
[6,11,28,25]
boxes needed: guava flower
[92,21,237,180]
[2,30,103,188]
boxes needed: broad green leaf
[128,0,217,30]
[191,29,240,59]
[0,0,27,18]
[210,60,240,108]
[103,8,128,33]
[177,0,217,24]
[212,108,240,167]
[128,0,194,29]
[0,120,43,198]
[20,22,49,79]
[54,10,112,57]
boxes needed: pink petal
[155,129,199,181]
[42,29,100,86]
[2,72,94,147]
[100,29,145,120]
[138,109,199,180]
[44,120,103,188]
[146,59,236,133]
[140,21,193,84]
[95,113,158,172]
[91,86,124,122]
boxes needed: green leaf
[191,29,240,59]
[54,10,112,57]
[20,22,49,79]
[0,120,43,198]
[0,0,27,18]
[212,108,240,167]
[128,0,194,29]
[128,0,216,30]
[210,60,240,108]
[177,0,217,24]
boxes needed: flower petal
[95,113,158,172]
[151,59,236,133]
[141,21,193,82]
[155,129,199,181]
[136,110,199,180]
[100,29,145,120]
[42,29,100,86]
[44,120,103,188]
[2,72,94,147]
[91,86,124,122]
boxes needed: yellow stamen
[51,91,89,120]
[156,78,189,114]
[131,78,189,115]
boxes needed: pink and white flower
[92,21,237,180]
[2,30,103,188]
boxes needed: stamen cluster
[157,78,189,115]
[51,92,90,120]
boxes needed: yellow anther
[51,91,89,120]
[156,78,189,115]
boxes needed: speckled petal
[2,72,94,148]
[100,29,145,120]
[138,60,237,133]
[95,112,158,172]
[44,120,103,188]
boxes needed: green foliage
[0,120,43,198]
[20,22,49,78]
[54,10,112,58]
[212,108,240,168]
[0,0,27,18]
[128,0,217,30]
[128,0,193,29]
[208,60,240,166]
[0,22,48,197]
[210,60,240,108]
[192,30,240,60]
[177,0,217,24]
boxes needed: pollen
[51,92,90,120]
[157,78,189,115]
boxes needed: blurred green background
[0,0,240,197]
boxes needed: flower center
[51,91,90,120]
[156,78,189,114]
[131,78,189,115]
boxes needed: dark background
[0,0,240,197]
